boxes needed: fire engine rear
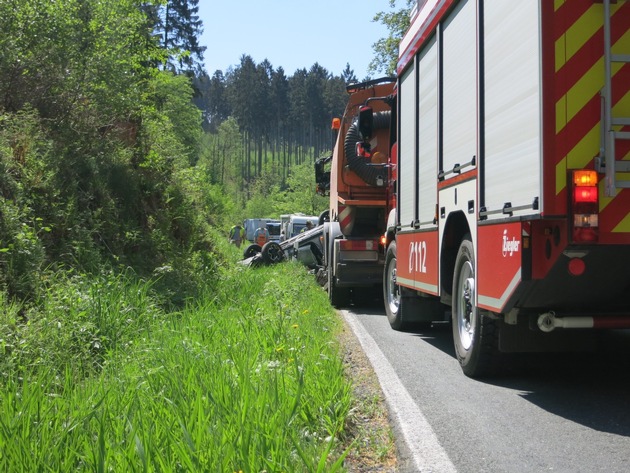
[384,0,630,377]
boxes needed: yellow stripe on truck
[613,209,630,233]
[558,6,600,72]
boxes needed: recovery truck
[383,0,630,377]
[316,78,398,307]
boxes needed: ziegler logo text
[502,229,520,257]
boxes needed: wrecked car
[241,223,324,271]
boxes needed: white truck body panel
[483,0,542,218]
[285,215,318,239]
[442,0,477,175]
[418,36,439,227]
[438,178,478,270]
[399,65,417,230]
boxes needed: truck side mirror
[358,106,373,141]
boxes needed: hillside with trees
[192,0,413,215]
[0,0,411,305]
[0,0,218,306]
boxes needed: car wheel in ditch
[261,241,285,264]
[243,244,262,259]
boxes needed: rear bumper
[517,245,630,313]
[334,261,384,287]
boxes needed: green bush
[0,268,166,385]
[0,109,52,300]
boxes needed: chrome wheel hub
[457,262,476,351]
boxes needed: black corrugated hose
[343,111,391,186]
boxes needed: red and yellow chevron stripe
[553,0,630,236]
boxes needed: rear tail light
[571,170,598,243]
[573,186,598,203]
[339,239,378,251]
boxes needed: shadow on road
[353,306,630,437]
[428,327,630,437]
[459,335,629,436]
[426,328,630,437]
[492,332,630,437]
[354,305,456,354]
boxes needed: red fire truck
[383,0,630,377]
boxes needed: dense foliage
[0,0,412,306]
[369,0,415,76]
[0,0,224,305]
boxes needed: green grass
[0,261,354,472]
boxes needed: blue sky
[197,1,390,80]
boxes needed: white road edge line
[342,310,457,473]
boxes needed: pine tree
[270,67,290,176]
[305,64,330,159]
[342,63,358,85]
[155,0,206,73]
[194,71,231,132]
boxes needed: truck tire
[261,241,284,265]
[243,244,261,259]
[384,241,443,330]
[384,241,409,330]
[452,235,501,377]
[325,223,350,308]
[328,268,350,308]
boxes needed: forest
[195,0,414,206]
[0,0,411,308]
[192,57,356,218]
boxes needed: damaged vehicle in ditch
[241,221,325,273]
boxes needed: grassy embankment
[0,239,393,471]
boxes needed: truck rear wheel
[328,268,350,308]
[384,241,407,329]
[452,235,501,377]
[384,241,443,330]
[318,210,330,225]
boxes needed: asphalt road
[342,304,630,473]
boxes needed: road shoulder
[337,310,399,472]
